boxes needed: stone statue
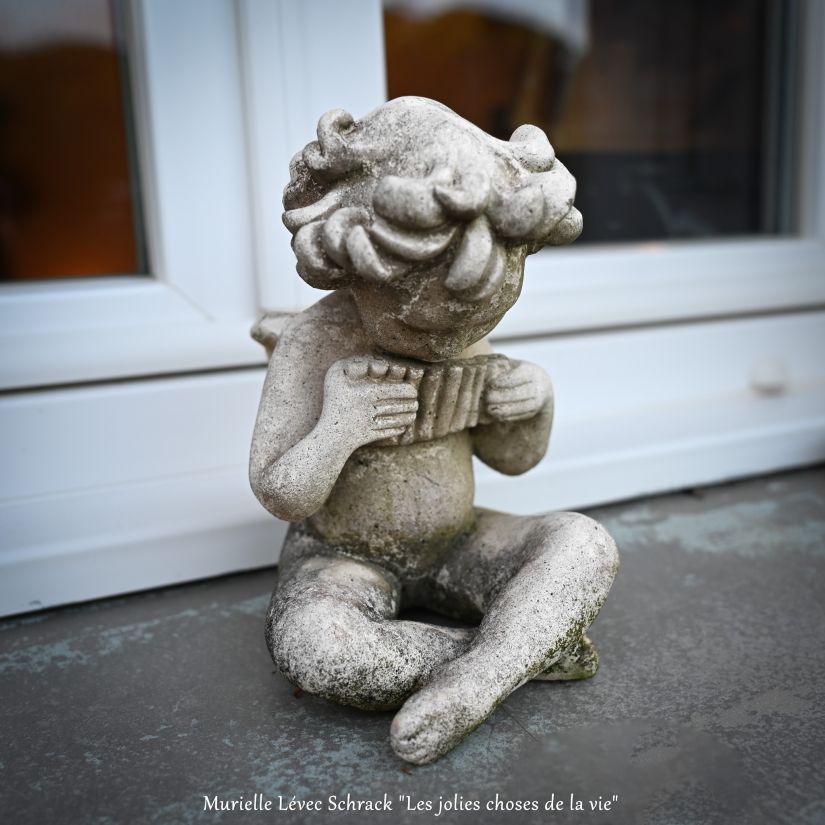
[249,97,618,765]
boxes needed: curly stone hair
[282,97,581,303]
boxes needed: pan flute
[366,353,511,446]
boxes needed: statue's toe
[534,635,600,682]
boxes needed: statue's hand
[484,361,552,423]
[321,357,419,447]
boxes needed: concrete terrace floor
[1,468,824,825]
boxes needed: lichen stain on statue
[249,97,618,765]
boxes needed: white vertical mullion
[133,0,257,320]
[235,0,301,311]
[237,0,387,313]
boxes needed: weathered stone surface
[5,470,823,824]
[249,96,618,764]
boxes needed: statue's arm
[472,359,554,476]
[249,329,346,522]
[249,317,417,521]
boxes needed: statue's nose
[546,205,583,246]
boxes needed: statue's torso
[275,293,485,575]
[308,431,476,576]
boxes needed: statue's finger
[374,401,419,416]
[374,413,417,429]
[490,397,537,411]
[372,426,406,439]
[486,389,535,405]
[488,368,532,389]
[368,359,390,378]
[343,358,369,380]
[488,399,538,418]
[375,382,418,400]
[387,363,408,381]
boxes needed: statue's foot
[390,648,512,765]
[534,635,599,681]
[389,635,600,764]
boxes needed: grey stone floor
[1,469,824,825]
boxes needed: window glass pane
[0,0,144,280]
[384,0,797,244]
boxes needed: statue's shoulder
[251,291,363,360]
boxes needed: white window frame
[3,0,820,390]
[242,0,825,336]
[0,0,264,390]
[0,0,388,391]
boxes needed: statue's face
[350,251,525,361]
[285,98,585,360]
[348,191,582,361]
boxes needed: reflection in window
[0,0,144,280]
[385,0,797,244]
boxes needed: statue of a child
[250,97,618,764]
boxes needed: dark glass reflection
[0,0,144,280]
[385,0,796,244]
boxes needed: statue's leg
[391,509,619,764]
[267,525,472,711]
